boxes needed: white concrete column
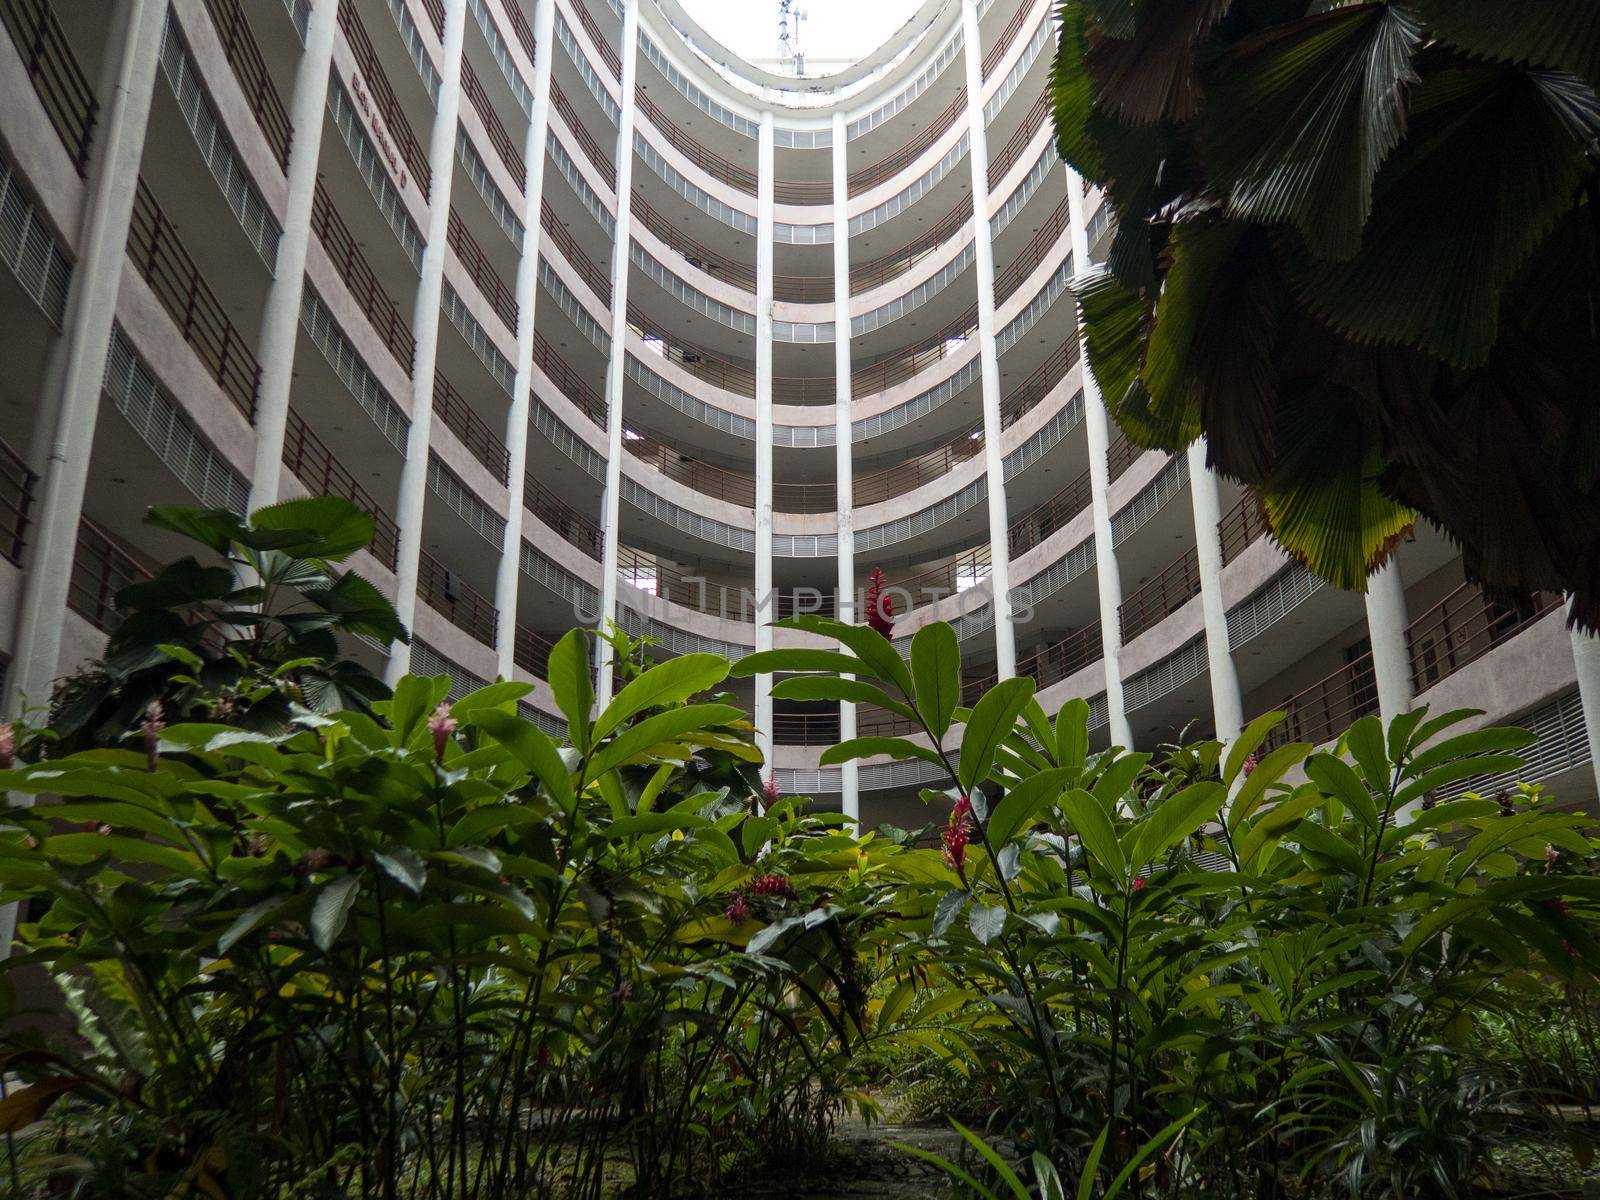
[1364,557,1414,724]
[959,0,1016,680]
[1064,169,1133,748]
[494,0,557,679]
[831,110,859,821]
[594,0,641,705]
[1187,441,1244,745]
[2,0,169,721]
[245,0,340,508]
[1567,600,1600,799]
[754,112,776,777]
[385,0,468,685]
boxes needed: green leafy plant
[1052,0,1600,622]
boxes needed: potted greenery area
[0,501,1595,1198]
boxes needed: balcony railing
[434,370,511,483]
[462,59,525,189]
[128,178,261,421]
[337,0,430,193]
[634,190,755,293]
[617,545,746,619]
[514,623,557,678]
[0,0,96,174]
[849,89,966,197]
[636,87,756,195]
[68,519,149,631]
[1218,491,1271,565]
[534,331,608,426]
[541,199,613,302]
[1009,467,1091,557]
[981,0,1033,79]
[551,80,616,189]
[311,180,416,374]
[851,195,972,294]
[419,550,498,647]
[1260,654,1379,753]
[525,475,603,557]
[1106,433,1139,483]
[419,0,445,39]
[964,625,1103,702]
[198,0,292,170]
[499,0,536,64]
[987,92,1050,191]
[1119,547,1201,642]
[571,0,620,78]
[0,436,36,567]
[447,207,518,331]
[994,196,1070,304]
[1407,583,1562,694]
[774,178,830,206]
[282,409,401,568]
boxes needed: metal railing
[636,86,756,195]
[1260,654,1379,752]
[1218,491,1270,565]
[571,0,620,78]
[524,474,603,557]
[1009,466,1091,557]
[462,59,525,188]
[964,625,1103,702]
[994,195,1070,304]
[848,88,966,197]
[282,409,401,568]
[774,178,830,205]
[68,519,149,631]
[499,0,536,63]
[1107,433,1139,482]
[542,198,613,301]
[1119,546,1201,642]
[419,550,498,647]
[128,178,261,421]
[850,194,972,294]
[447,207,518,331]
[632,191,756,292]
[514,623,557,678]
[0,0,96,174]
[419,0,445,38]
[551,80,617,189]
[981,0,1032,79]
[987,92,1050,191]
[0,436,36,567]
[337,0,430,193]
[198,0,292,170]
[1408,583,1562,693]
[434,370,511,483]
[311,179,416,374]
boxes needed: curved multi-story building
[0,0,1596,819]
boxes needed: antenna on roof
[778,0,806,76]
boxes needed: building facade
[0,0,1596,821]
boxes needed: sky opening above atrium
[676,0,926,77]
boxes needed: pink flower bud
[142,701,166,772]
[429,703,458,760]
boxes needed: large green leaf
[819,737,947,772]
[143,505,243,555]
[311,875,360,951]
[1051,0,1101,178]
[471,708,574,812]
[958,677,1036,791]
[987,767,1077,847]
[1061,788,1125,880]
[779,614,914,698]
[731,647,867,677]
[1076,270,1150,424]
[594,653,729,741]
[1123,781,1226,871]
[1081,0,1233,126]
[548,629,594,752]
[1201,3,1422,260]
[910,623,961,739]
[588,704,744,777]
[1411,0,1600,91]
[304,570,409,644]
[1288,66,1600,367]
[771,675,918,724]
[249,495,376,561]
[1260,380,1415,590]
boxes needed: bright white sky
[677,0,924,74]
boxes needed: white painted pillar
[1565,599,1600,798]
[754,111,776,777]
[594,0,641,705]
[831,110,859,821]
[385,0,467,685]
[245,0,340,508]
[494,0,557,679]
[1187,441,1244,745]
[1364,558,1414,724]
[1064,169,1132,748]
[959,0,1015,680]
[0,0,168,960]
[1,0,169,721]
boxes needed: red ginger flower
[429,703,458,760]
[1240,752,1258,778]
[1131,877,1146,892]
[942,796,975,877]
[752,874,795,898]
[864,567,895,638]
[724,893,751,923]
[762,774,782,810]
